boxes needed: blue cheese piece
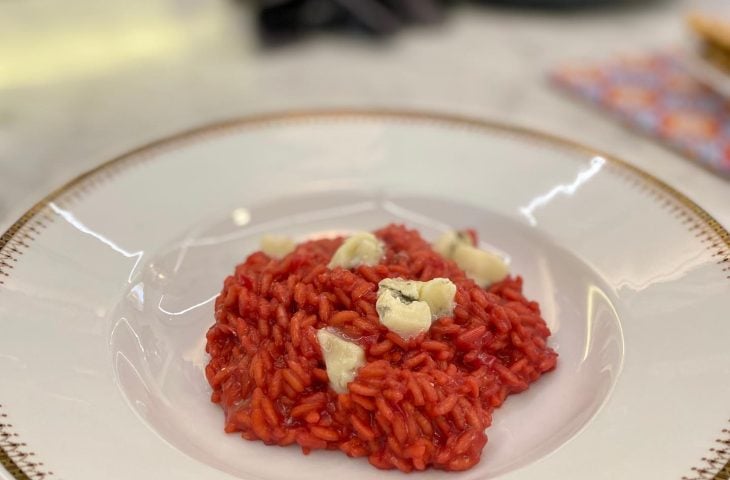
[433,230,509,287]
[328,232,384,269]
[376,286,432,339]
[376,277,456,339]
[260,234,295,259]
[451,244,509,288]
[378,278,422,300]
[433,230,474,257]
[419,278,457,318]
[316,329,365,394]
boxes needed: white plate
[1,110,729,480]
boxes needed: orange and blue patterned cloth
[551,52,730,177]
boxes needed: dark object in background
[255,0,654,44]
[485,0,648,7]
[257,0,448,44]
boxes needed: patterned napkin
[551,52,730,178]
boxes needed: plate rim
[0,108,728,480]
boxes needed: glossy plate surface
[1,111,728,480]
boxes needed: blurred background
[1,0,728,230]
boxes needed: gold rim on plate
[0,109,728,480]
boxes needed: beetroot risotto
[205,224,557,472]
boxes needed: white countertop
[0,0,727,227]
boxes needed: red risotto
[205,224,557,472]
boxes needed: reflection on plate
[0,110,728,480]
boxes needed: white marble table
[0,3,728,478]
